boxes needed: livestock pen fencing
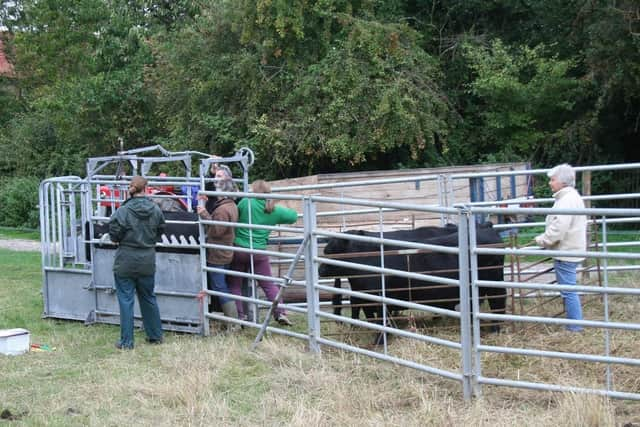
[294,196,640,401]
[39,155,640,401]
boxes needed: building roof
[0,37,15,76]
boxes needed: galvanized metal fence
[39,158,640,400]
[468,205,640,400]
[204,190,640,401]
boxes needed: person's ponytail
[251,180,274,213]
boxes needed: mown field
[1,244,640,426]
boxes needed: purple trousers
[227,251,285,319]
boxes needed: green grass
[0,226,40,240]
[0,251,42,328]
[0,247,282,425]
[2,246,639,426]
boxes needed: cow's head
[323,237,347,255]
[319,236,347,277]
[322,230,365,255]
[318,258,361,278]
[318,263,333,277]
[318,230,368,277]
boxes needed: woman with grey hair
[197,178,240,326]
[205,163,238,212]
[535,164,586,332]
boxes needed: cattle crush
[39,148,640,401]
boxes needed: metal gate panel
[92,248,203,328]
[42,270,93,321]
[93,248,116,287]
[155,252,201,294]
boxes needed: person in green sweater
[109,176,166,349]
[227,180,298,326]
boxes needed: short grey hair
[216,164,233,178]
[547,163,575,187]
[215,178,237,194]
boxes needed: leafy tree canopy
[0,0,638,181]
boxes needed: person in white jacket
[535,164,586,332]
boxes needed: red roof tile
[0,38,15,75]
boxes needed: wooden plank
[249,162,532,302]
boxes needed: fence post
[198,219,210,337]
[469,177,486,224]
[303,197,321,354]
[467,211,483,398]
[457,208,473,400]
[582,171,592,282]
[437,174,447,226]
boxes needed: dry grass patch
[240,335,630,427]
[2,248,640,426]
[2,318,638,426]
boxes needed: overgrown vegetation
[0,176,40,228]
[0,1,638,182]
[0,2,638,228]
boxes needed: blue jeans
[114,274,163,348]
[207,263,233,305]
[554,260,583,332]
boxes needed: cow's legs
[482,286,507,333]
[346,279,363,320]
[364,301,396,346]
[332,278,343,316]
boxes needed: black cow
[318,224,506,341]
[327,225,459,319]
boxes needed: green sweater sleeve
[272,205,298,224]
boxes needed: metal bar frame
[38,159,640,402]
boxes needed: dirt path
[0,238,41,252]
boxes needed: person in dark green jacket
[109,176,166,349]
[227,180,298,325]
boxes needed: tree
[250,17,450,176]
[150,1,451,179]
[451,40,587,164]
[1,0,639,183]
[0,0,164,177]
[579,1,640,164]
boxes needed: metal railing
[39,160,640,401]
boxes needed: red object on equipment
[156,172,175,193]
[99,183,188,211]
[99,186,123,208]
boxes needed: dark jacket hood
[123,196,156,219]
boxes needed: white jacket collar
[553,186,574,199]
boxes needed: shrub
[0,176,40,229]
